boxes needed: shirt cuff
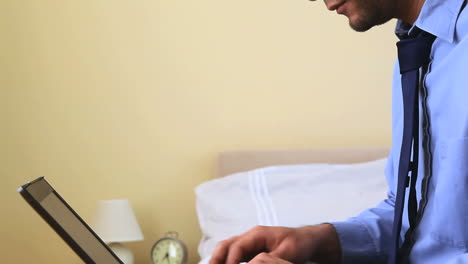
[330,220,386,264]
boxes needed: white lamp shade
[92,199,144,243]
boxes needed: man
[209,0,468,262]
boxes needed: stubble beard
[347,0,395,32]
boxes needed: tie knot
[397,32,436,74]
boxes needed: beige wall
[2,0,395,263]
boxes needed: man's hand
[248,253,293,264]
[209,224,341,264]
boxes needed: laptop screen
[19,177,123,264]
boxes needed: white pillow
[194,159,388,262]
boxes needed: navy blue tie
[388,29,435,264]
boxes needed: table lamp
[92,199,144,264]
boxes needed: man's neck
[395,0,426,24]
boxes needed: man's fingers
[248,253,293,264]
[209,226,275,264]
[249,253,275,264]
[269,240,296,261]
[225,239,252,264]
[210,237,237,264]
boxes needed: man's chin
[348,17,374,32]
[348,13,393,32]
[350,23,373,32]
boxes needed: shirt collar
[395,0,466,42]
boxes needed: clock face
[151,238,186,264]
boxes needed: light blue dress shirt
[331,0,468,262]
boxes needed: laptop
[18,177,124,264]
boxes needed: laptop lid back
[18,177,123,264]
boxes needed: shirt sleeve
[329,150,397,264]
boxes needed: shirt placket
[400,60,434,259]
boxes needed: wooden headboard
[217,147,389,178]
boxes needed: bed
[195,147,389,263]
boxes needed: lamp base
[108,242,134,264]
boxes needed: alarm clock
[150,231,188,264]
